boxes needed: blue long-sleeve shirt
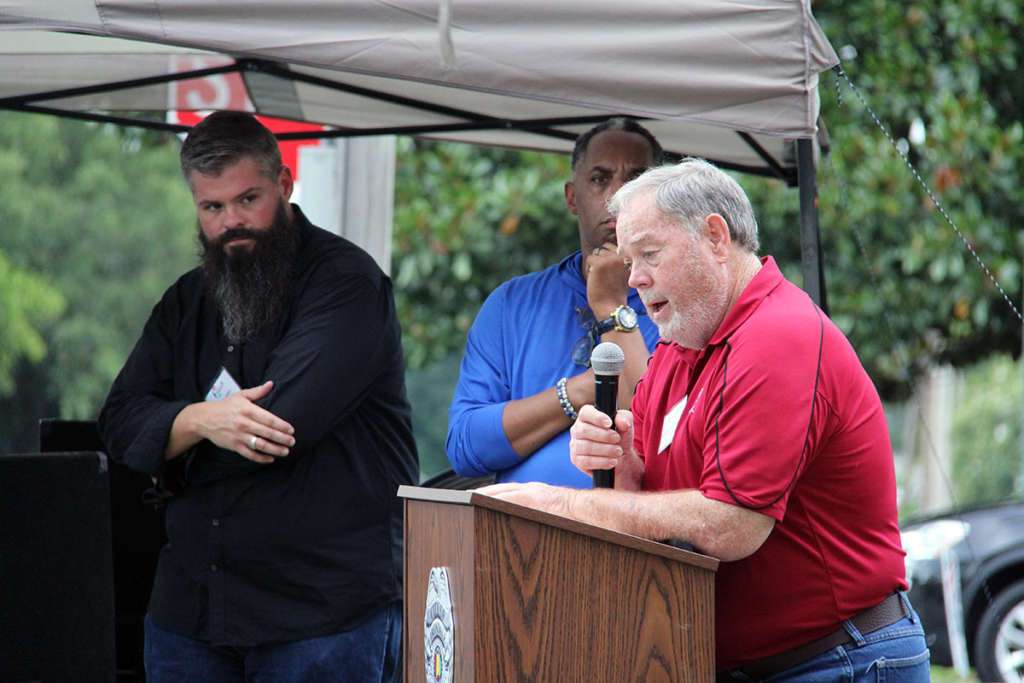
[446,251,660,486]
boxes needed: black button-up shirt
[99,207,418,646]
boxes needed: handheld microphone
[590,341,624,489]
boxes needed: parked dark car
[902,499,1024,682]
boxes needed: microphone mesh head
[591,341,625,375]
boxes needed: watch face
[616,306,638,330]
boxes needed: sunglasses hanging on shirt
[571,306,602,367]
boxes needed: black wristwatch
[596,304,639,334]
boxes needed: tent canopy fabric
[0,0,838,182]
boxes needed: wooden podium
[400,486,718,682]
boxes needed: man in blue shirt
[446,119,663,486]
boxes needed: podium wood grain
[402,487,716,682]
[405,498,477,682]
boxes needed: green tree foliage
[0,118,66,399]
[747,1,1023,400]
[0,250,63,394]
[951,355,1022,505]
[0,113,194,451]
[393,138,574,370]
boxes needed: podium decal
[424,566,455,683]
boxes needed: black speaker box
[0,451,116,682]
[36,420,165,682]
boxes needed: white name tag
[658,396,688,454]
[205,367,242,402]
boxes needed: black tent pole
[797,137,828,313]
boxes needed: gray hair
[180,111,282,182]
[608,158,760,252]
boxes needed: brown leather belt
[717,593,908,682]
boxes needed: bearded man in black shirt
[99,111,418,682]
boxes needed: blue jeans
[144,603,401,683]
[727,593,930,682]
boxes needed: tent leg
[797,138,828,313]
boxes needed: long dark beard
[199,201,300,343]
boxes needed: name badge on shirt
[205,367,242,402]
[658,396,688,454]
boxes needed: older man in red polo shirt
[481,158,929,681]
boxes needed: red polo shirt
[633,257,906,669]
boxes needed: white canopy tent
[0,0,839,302]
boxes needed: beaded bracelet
[556,376,579,421]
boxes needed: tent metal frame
[0,56,827,309]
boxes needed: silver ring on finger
[250,435,259,450]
